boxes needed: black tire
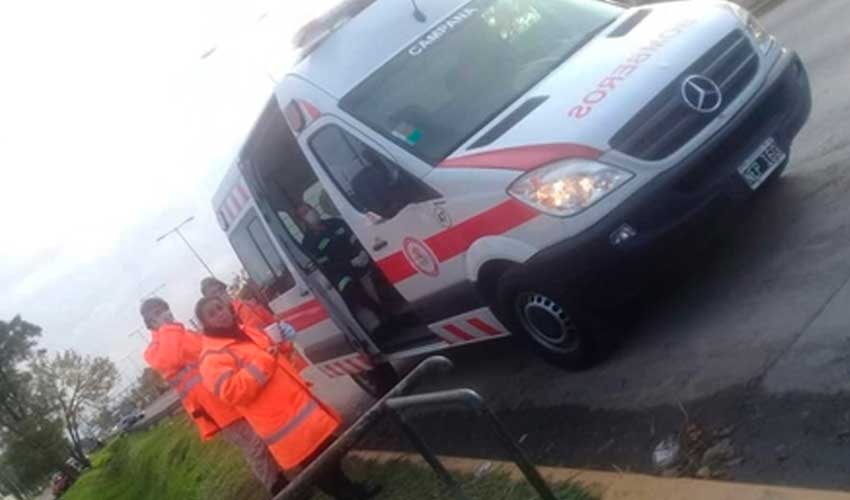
[350,362,399,398]
[493,270,612,371]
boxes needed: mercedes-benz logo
[681,75,723,113]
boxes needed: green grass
[64,416,595,500]
[336,459,596,500]
[64,417,265,500]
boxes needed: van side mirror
[366,211,386,226]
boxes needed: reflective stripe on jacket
[143,323,242,440]
[200,325,341,470]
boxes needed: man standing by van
[140,298,287,494]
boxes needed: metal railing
[275,356,557,500]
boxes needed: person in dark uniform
[295,204,383,330]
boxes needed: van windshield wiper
[411,0,427,22]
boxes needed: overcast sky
[0,0,339,386]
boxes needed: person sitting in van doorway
[295,203,385,331]
[201,277,309,372]
[195,296,380,500]
[139,298,288,495]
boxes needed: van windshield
[339,0,621,164]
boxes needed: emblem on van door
[403,237,440,277]
[681,75,722,113]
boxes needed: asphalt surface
[305,0,850,490]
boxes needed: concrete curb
[352,450,850,499]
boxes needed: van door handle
[298,288,310,298]
[372,238,388,252]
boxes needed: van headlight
[726,2,773,53]
[507,160,633,217]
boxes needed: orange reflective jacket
[200,325,341,470]
[144,323,242,440]
[232,299,309,373]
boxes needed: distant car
[118,411,145,432]
[52,472,73,498]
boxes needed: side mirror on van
[366,211,387,226]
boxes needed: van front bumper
[522,51,811,306]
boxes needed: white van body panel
[464,236,539,283]
[212,0,810,376]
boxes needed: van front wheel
[494,273,608,371]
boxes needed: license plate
[738,138,787,190]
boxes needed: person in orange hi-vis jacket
[140,298,288,495]
[200,277,309,372]
[194,296,380,500]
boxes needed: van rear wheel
[494,271,610,371]
[350,362,398,398]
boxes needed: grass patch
[63,416,265,500]
[337,458,595,500]
[64,416,595,500]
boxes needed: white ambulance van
[214,0,811,394]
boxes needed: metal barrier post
[274,356,454,500]
[387,410,470,500]
[385,389,558,500]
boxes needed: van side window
[228,209,295,298]
[308,125,438,219]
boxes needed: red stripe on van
[438,143,602,171]
[236,183,251,203]
[444,324,475,342]
[300,100,322,121]
[376,198,539,284]
[377,252,418,284]
[276,299,329,332]
[425,199,538,262]
[467,318,501,336]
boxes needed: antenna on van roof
[411,0,427,22]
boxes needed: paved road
[306,0,850,417]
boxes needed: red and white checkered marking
[429,307,508,345]
[318,353,373,378]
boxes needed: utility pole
[155,216,216,277]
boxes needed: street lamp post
[156,216,216,277]
[128,328,149,346]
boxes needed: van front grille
[610,30,759,161]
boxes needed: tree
[0,317,68,493]
[1,418,68,497]
[91,405,119,437]
[129,367,169,408]
[0,316,43,435]
[114,368,168,415]
[32,350,119,466]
